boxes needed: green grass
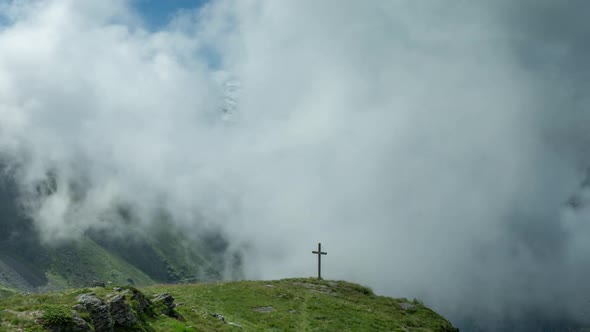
[0,278,458,332]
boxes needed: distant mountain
[0,172,238,293]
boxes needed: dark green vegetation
[40,304,74,327]
[0,278,458,331]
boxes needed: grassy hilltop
[0,278,458,332]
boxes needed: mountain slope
[0,172,234,292]
[0,278,458,332]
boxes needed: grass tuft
[41,304,74,327]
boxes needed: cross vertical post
[312,242,327,280]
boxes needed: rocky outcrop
[76,293,114,332]
[73,287,180,331]
[108,294,136,327]
[127,286,151,313]
[91,280,106,288]
[71,311,93,332]
[153,292,184,320]
[153,293,175,314]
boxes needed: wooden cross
[312,243,327,280]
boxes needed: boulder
[76,293,114,332]
[153,292,183,320]
[400,302,416,311]
[153,293,175,314]
[91,280,106,288]
[72,311,93,332]
[108,294,137,327]
[72,304,86,313]
[211,313,225,322]
[72,288,167,331]
[128,287,151,313]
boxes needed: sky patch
[133,0,209,29]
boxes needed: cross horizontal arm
[312,251,327,255]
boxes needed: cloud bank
[1,0,590,327]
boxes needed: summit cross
[312,242,327,280]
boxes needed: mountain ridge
[0,278,459,331]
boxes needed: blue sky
[133,0,221,68]
[133,0,210,28]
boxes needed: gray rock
[71,311,93,332]
[76,293,114,332]
[91,280,106,288]
[209,312,242,329]
[400,302,416,311]
[228,321,243,329]
[108,294,136,327]
[153,293,175,308]
[252,306,275,313]
[211,313,225,322]
[129,287,151,313]
[72,304,86,312]
[72,316,92,331]
[153,293,176,315]
[76,293,99,306]
[90,305,113,332]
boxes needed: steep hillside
[0,173,234,292]
[0,278,458,331]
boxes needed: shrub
[42,305,74,327]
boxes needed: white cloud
[1,0,590,325]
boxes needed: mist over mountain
[1,1,590,331]
[0,169,237,291]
